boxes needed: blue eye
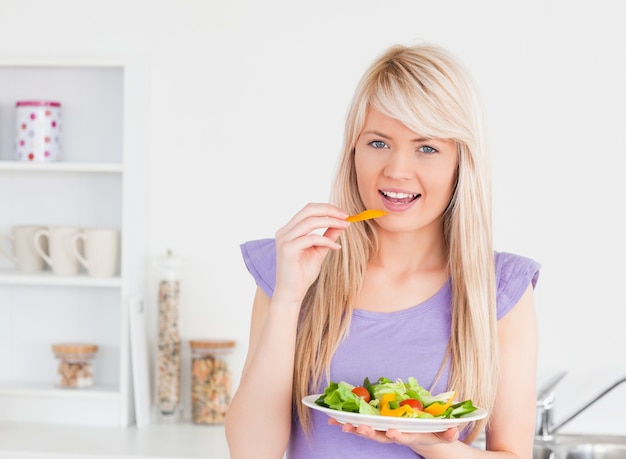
[369,140,388,149]
[419,145,437,154]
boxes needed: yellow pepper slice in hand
[345,209,388,223]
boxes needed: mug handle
[0,234,17,264]
[33,229,53,267]
[71,232,89,270]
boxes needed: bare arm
[225,286,300,459]
[225,203,350,459]
[486,282,538,456]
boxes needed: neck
[372,225,447,274]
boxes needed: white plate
[302,394,488,433]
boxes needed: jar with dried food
[156,249,182,416]
[189,339,235,424]
[52,343,98,388]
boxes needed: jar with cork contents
[52,343,98,388]
[189,339,235,424]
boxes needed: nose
[383,149,414,180]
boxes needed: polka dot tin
[14,101,62,161]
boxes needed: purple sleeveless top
[241,238,540,459]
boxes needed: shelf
[0,421,229,458]
[0,58,126,68]
[0,381,119,401]
[0,383,124,426]
[0,269,122,287]
[0,161,123,173]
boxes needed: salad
[315,376,478,419]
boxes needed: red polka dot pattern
[14,101,62,161]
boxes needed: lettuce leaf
[315,381,379,415]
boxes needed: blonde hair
[293,43,496,443]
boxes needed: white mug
[34,226,82,275]
[71,228,120,278]
[0,225,47,272]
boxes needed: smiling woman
[226,42,540,459]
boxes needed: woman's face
[354,107,458,234]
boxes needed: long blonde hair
[293,43,497,443]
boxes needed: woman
[226,42,540,459]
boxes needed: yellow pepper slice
[345,209,388,223]
[379,393,429,418]
[423,391,456,416]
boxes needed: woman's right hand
[273,203,350,307]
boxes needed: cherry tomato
[399,399,423,410]
[351,386,371,403]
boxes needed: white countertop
[0,422,229,459]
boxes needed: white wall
[1,0,625,435]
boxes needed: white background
[0,0,624,435]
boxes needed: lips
[380,190,421,204]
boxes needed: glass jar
[156,249,182,417]
[189,339,235,424]
[52,343,98,388]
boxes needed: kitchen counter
[0,422,229,459]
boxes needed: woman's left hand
[328,418,459,450]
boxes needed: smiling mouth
[380,190,421,203]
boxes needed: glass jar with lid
[189,339,235,424]
[156,249,183,417]
[52,343,98,388]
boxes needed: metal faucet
[536,371,626,441]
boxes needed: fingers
[321,226,346,245]
[384,426,459,447]
[274,203,350,270]
[272,204,351,304]
[436,427,460,442]
[328,419,393,444]
[276,203,349,243]
[329,418,460,449]
[278,231,343,256]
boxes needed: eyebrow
[361,130,430,142]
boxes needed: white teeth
[382,191,418,199]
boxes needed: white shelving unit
[0,59,150,427]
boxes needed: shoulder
[494,251,541,320]
[240,238,277,297]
